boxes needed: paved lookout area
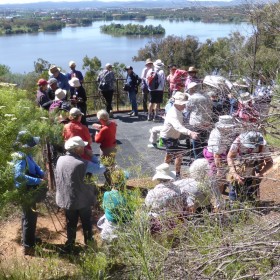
[87,112,191,179]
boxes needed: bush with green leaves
[0,86,63,211]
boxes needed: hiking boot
[109,111,114,118]
[147,114,153,121]
[127,111,134,115]
[131,112,138,117]
[23,247,35,256]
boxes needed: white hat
[240,131,265,149]
[187,82,201,91]
[48,64,61,76]
[69,60,76,67]
[203,75,233,90]
[173,91,188,105]
[65,136,88,150]
[153,59,164,68]
[215,115,236,129]
[69,107,84,116]
[105,63,113,68]
[54,88,66,101]
[152,163,176,181]
[69,77,81,88]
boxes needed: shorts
[150,90,163,104]
[162,138,184,155]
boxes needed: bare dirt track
[1,156,280,268]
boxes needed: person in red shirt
[92,109,117,165]
[63,108,92,161]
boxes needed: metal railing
[83,78,169,115]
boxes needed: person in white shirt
[141,58,153,113]
[147,59,166,121]
[185,82,213,159]
[160,91,198,179]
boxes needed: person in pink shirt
[166,64,187,97]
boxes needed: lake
[0,19,252,75]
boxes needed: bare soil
[1,156,280,268]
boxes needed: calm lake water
[0,19,252,75]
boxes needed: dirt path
[1,156,280,264]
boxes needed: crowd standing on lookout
[11,58,276,255]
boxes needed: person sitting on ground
[46,78,59,101]
[48,64,70,92]
[36,78,52,110]
[233,92,259,124]
[69,77,88,125]
[55,136,97,252]
[147,59,165,121]
[49,88,71,113]
[63,108,106,176]
[97,63,116,118]
[227,131,273,202]
[203,115,239,196]
[145,163,183,233]
[12,131,48,256]
[97,168,131,242]
[160,91,199,179]
[92,109,117,166]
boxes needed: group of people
[147,63,274,212]
[12,57,275,255]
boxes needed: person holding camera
[124,66,141,117]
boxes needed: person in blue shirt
[124,66,141,117]
[12,131,47,256]
[49,64,70,92]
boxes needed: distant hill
[0,0,263,10]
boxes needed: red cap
[37,78,48,86]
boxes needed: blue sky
[0,0,233,4]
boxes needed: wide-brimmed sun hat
[105,63,113,68]
[145,58,153,65]
[240,131,266,149]
[187,82,202,91]
[173,91,188,105]
[55,88,67,101]
[153,59,164,68]
[215,115,236,129]
[48,65,61,76]
[64,136,88,151]
[68,77,81,88]
[152,163,176,181]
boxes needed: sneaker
[147,143,157,148]
[130,112,138,117]
[23,247,35,256]
[127,111,134,115]
[147,114,153,121]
